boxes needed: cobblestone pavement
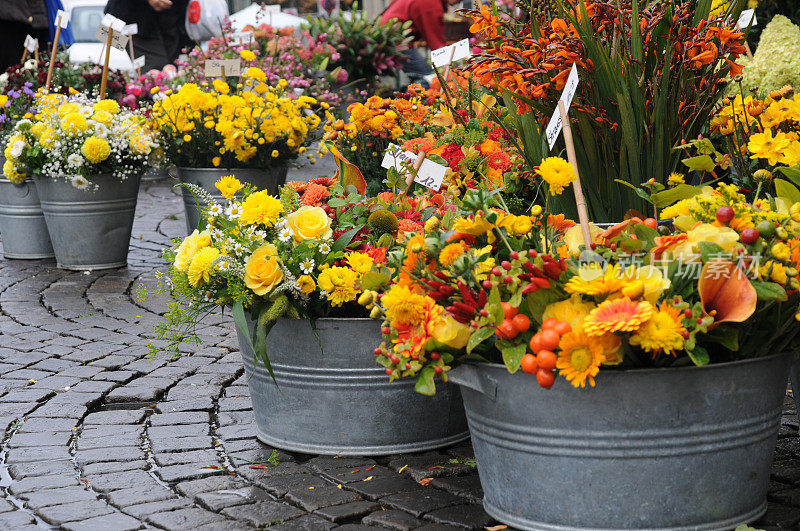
[0,169,799,530]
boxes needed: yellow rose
[542,295,596,328]
[174,229,211,271]
[243,244,283,296]
[285,206,332,242]
[429,315,471,349]
[668,223,740,261]
[619,265,671,305]
[563,223,603,257]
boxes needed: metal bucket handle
[448,364,498,401]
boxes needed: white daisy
[274,219,287,231]
[203,290,214,302]
[9,140,24,158]
[226,204,242,220]
[300,259,315,274]
[207,203,223,217]
[67,154,84,168]
[319,242,331,254]
[278,228,293,242]
[71,176,90,190]
[216,260,230,272]
[254,230,267,240]
[233,243,245,256]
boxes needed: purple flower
[22,86,34,96]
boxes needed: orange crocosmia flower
[598,218,642,245]
[689,43,718,68]
[403,138,434,154]
[287,180,307,194]
[470,4,498,37]
[651,233,688,259]
[547,214,576,233]
[726,59,744,78]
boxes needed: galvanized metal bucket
[449,352,796,530]
[0,178,54,259]
[238,317,469,456]
[36,174,141,271]
[176,166,288,234]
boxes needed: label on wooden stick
[546,63,580,149]
[382,144,447,191]
[95,26,129,50]
[431,39,471,67]
[204,59,241,77]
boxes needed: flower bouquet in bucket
[147,67,324,233]
[364,161,800,528]
[1,92,162,269]
[151,175,469,454]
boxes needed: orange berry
[643,218,657,229]
[501,302,518,320]
[496,320,518,340]
[537,349,557,371]
[539,329,560,351]
[553,321,571,336]
[542,317,559,331]
[511,314,530,333]
[536,369,555,388]
[520,353,538,374]
[529,333,543,353]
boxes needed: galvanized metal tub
[36,174,141,270]
[449,352,796,530]
[176,165,288,234]
[0,178,54,259]
[238,317,469,455]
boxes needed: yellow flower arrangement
[318,266,359,306]
[81,136,111,164]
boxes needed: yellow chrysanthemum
[212,79,230,95]
[317,266,358,306]
[297,275,316,294]
[56,102,80,116]
[239,191,284,227]
[583,298,655,336]
[92,110,113,125]
[214,175,244,200]
[382,283,430,328]
[81,136,111,164]
[346,252,374,275]
[537,157,575,196]
[556,328,606,388]
[240,49,256,61]
[93,99,120,114]
[439,241,469,267]
[61,112,87,134]
[2,159,26,183]
[187,246,220,287]
[564,264,625,297]
[629,302,686,356]
[542,295,596,328]
[174,229,211,271]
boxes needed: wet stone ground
[0,165,799,529]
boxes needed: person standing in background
[381,0,460,87]
[105,0,191,71]
[0,0,50,72]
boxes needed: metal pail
[0,178,54,259]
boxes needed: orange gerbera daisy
[546,214,576,233]
[300,183,331,206]
[556,328,605,388]
[486,151,512,172]
[582,298,655,336]
[286,180,307,194]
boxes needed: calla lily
[698,259,756,329]
[431,108,455,128]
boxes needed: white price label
[95,26,129,50]
[737,9,757,29]
[24,35,38,52]
[381,144,447,191]
[55,9,70,28]
[133,56,146,69]
[204,58,242,77]
[546,63,580,150]
[262,4,281,13]
[229,31,254,45]
[101,14,126,31]
[122,23,138,36]
[431,38,471,68]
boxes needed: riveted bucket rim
[456,349,797,378]
[175,166,288,173]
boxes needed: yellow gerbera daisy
[582,298,654,336]
[629,302,686,356]
[564,264,625,297]
[556,329,605,388]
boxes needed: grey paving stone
[158,397,215,412]
[149,423,208,439]
[75,446,146,465]
[106,386,163,402]
[146,507,227,529]
[175,476,246,498]
[9,460,76,479]
[84,470,157,493]
[62,512,143,530]
[314,500,379,523]
[77,434,141,450]
[8,474,79,495]
[267,513,336,530]
[20,485,97,509]
[16,416,76,433]
[153,448,219,467]
[0,510,36,527]
[7,430,72,448]
[156,463,226,483]
[254,473,329,498]
[285,485,363,512]
[423,504,494,529]
[36,500,115,525]
[345,476,422,501]
[380,490,464,517]
[106,486,177,507]
[27,403,88,418]
[195,486,272,512]
[82,459,148,476]
[149,435,215,453]
[362,509,426,530]
[149,411,210,426]
[6,446,72,463]
[120,498,194,519]
[222,501,306,527]
[83,409,147,425]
